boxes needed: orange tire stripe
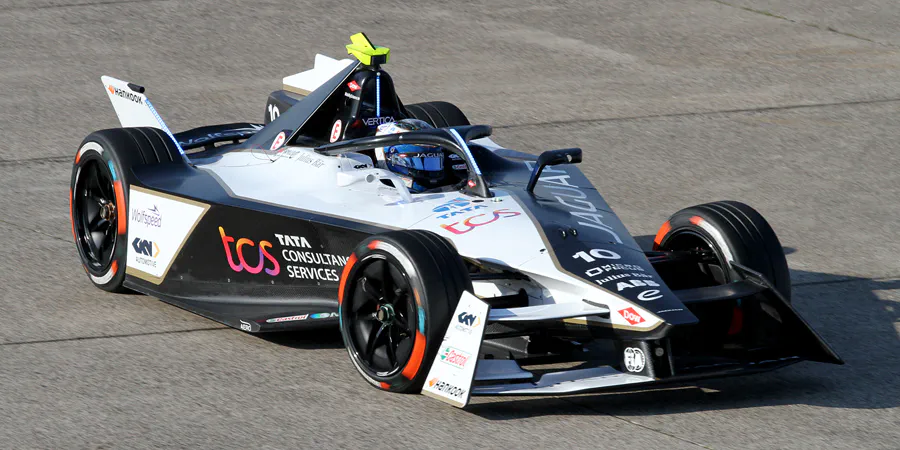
[113,181,126,235]
[653,220,671,248]
[689,215,704,226]
[379,382,390,390]
[366,240,381,250]
[110,260,118,275]
[337,253,357,305]
[401,330,426,380]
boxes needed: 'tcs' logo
[219,226,280,276]
[440,209,520,235]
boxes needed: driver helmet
[375,119,445,193]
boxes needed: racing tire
[338,229,472,393]
[653,201,791,302]
[70,127,181,292]
[405,101,470,128]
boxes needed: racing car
[70,33,842,407]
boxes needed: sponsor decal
[427,378,466,398]
[276,233,347,282]
[330,120,342,142]
[458,312,480,327]
[467,179,476,188]
[107,85,143,104]
[584,263,645,278]
[219,227,280,276]
[344,92,360,101]
[615,279,660,292]
[440,209,521,235]
[523,162,622,244]
[266,314,309,323]
[432,197,487,219]
[131,205,162,228]
[240,320,252,332]
[618,307,645,326]
[454,311,481,334]
[433,198,470,212]
[310,312,338,319]
[636,289,663,301]
[392,151,442,159]
[270,131,286,151]
[131,237,160,268]
[439,346,471,369]
[362,116,394,127]
[623,347,646,373]
[274,234,311,248]
[347,80,361,92]
[125,187,208,282]
[284,151,326,168]
[594,271,653,286]
[452,163,466,171]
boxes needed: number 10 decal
[573,249,621,262]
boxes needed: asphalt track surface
[1,0,899,448]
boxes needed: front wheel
[653,200,791,301]
[338,230,471,393]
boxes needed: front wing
[421,265,842,407]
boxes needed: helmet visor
[388,144,443,172]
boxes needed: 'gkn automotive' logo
[131,238,159,258]
[455,311,481,334]
[457,312,481,327]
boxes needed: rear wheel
[653,200,791,301]
[70,127,182,292]
[405,101,470,128]
[338,230,471,393]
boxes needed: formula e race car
[70,33,842,407]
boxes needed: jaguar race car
[70,33,842,407]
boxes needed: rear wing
[101,76,187,161]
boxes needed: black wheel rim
[74,159,118,273]
[665,230,729,286]
[345,254,417,377]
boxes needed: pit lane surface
[1,0,899,448]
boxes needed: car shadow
[257,326,345,350]
[467,241,900,419]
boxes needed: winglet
[420,291,489,408]
[346,32,390,67]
